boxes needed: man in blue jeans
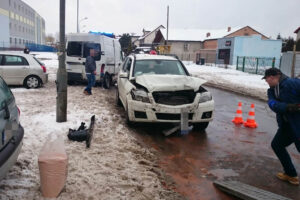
[263,68,300,185]
[84,49,96,95]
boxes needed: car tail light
[41,65,47,73]
[100,64,105,76]
[17,106,20,116]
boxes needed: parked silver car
[0,76,24,180]
[0,52,48,88]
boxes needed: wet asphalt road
[128,86,300,200]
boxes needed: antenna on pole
[166,5,169,45]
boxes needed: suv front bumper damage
[127,98,214,123]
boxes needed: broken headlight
[131,89,150,103]
[199,92,212,103]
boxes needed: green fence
[236,56,276,75]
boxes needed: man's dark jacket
[268,75,300,139]
[85,56,96,73]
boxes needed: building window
[183,43,189,52]
[15,38,17,44]
[19,39,21,44]
[19,25,21,32]
[23,27,24,32]
[10,38,12,44]
[18,5,20,11]
[9,0,11,6]
[23,39,25,44]
[14,2,16,9]
[9,23,12,29]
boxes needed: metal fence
[0,41,57,52]
[236,56,276,75]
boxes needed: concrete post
[56,0,67,122]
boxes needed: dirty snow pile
[185,63,270,101]
[0,52,180,200]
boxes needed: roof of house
[294,27,300,34]
[224,26,269,39]
[138,25,165,40]
[160,27,242,41]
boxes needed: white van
[66,32,123,88]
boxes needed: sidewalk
[185,63,269,101]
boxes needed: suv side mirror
[119,72,128,78]
[101,51,105,55]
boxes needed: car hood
[135,75,206,92]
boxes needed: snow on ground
[0,52,181,200]
[185,63,269,101]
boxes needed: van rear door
[113,40,123,74]
[66,41,85,75]
[66,41,101,79]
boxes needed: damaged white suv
[116,54,214,131]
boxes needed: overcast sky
[23,0,299,39]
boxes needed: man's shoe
[83,90,89,95]
[277,172,299,185]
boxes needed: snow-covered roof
[160,27,242,41]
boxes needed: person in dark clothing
[84,49,96,95]
[263,68,300,185]
[23,46,30,54]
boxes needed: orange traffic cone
[244,104,258,128]
[232,102,244,125]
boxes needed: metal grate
[152,90,196,106]
[214,181,292,200]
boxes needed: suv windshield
[67,41,101,61]
[133,60,187,77]
[0,77,14,110]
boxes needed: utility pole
[77,0,79,33]
[56,0,67,122]
[166,5,169,45]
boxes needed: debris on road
[68,115,96,148]
[214,180,292,200]
[163,125,180,136]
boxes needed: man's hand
[286,104,300,113]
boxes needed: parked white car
[0,52,48,88]
[116,54,214,131]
